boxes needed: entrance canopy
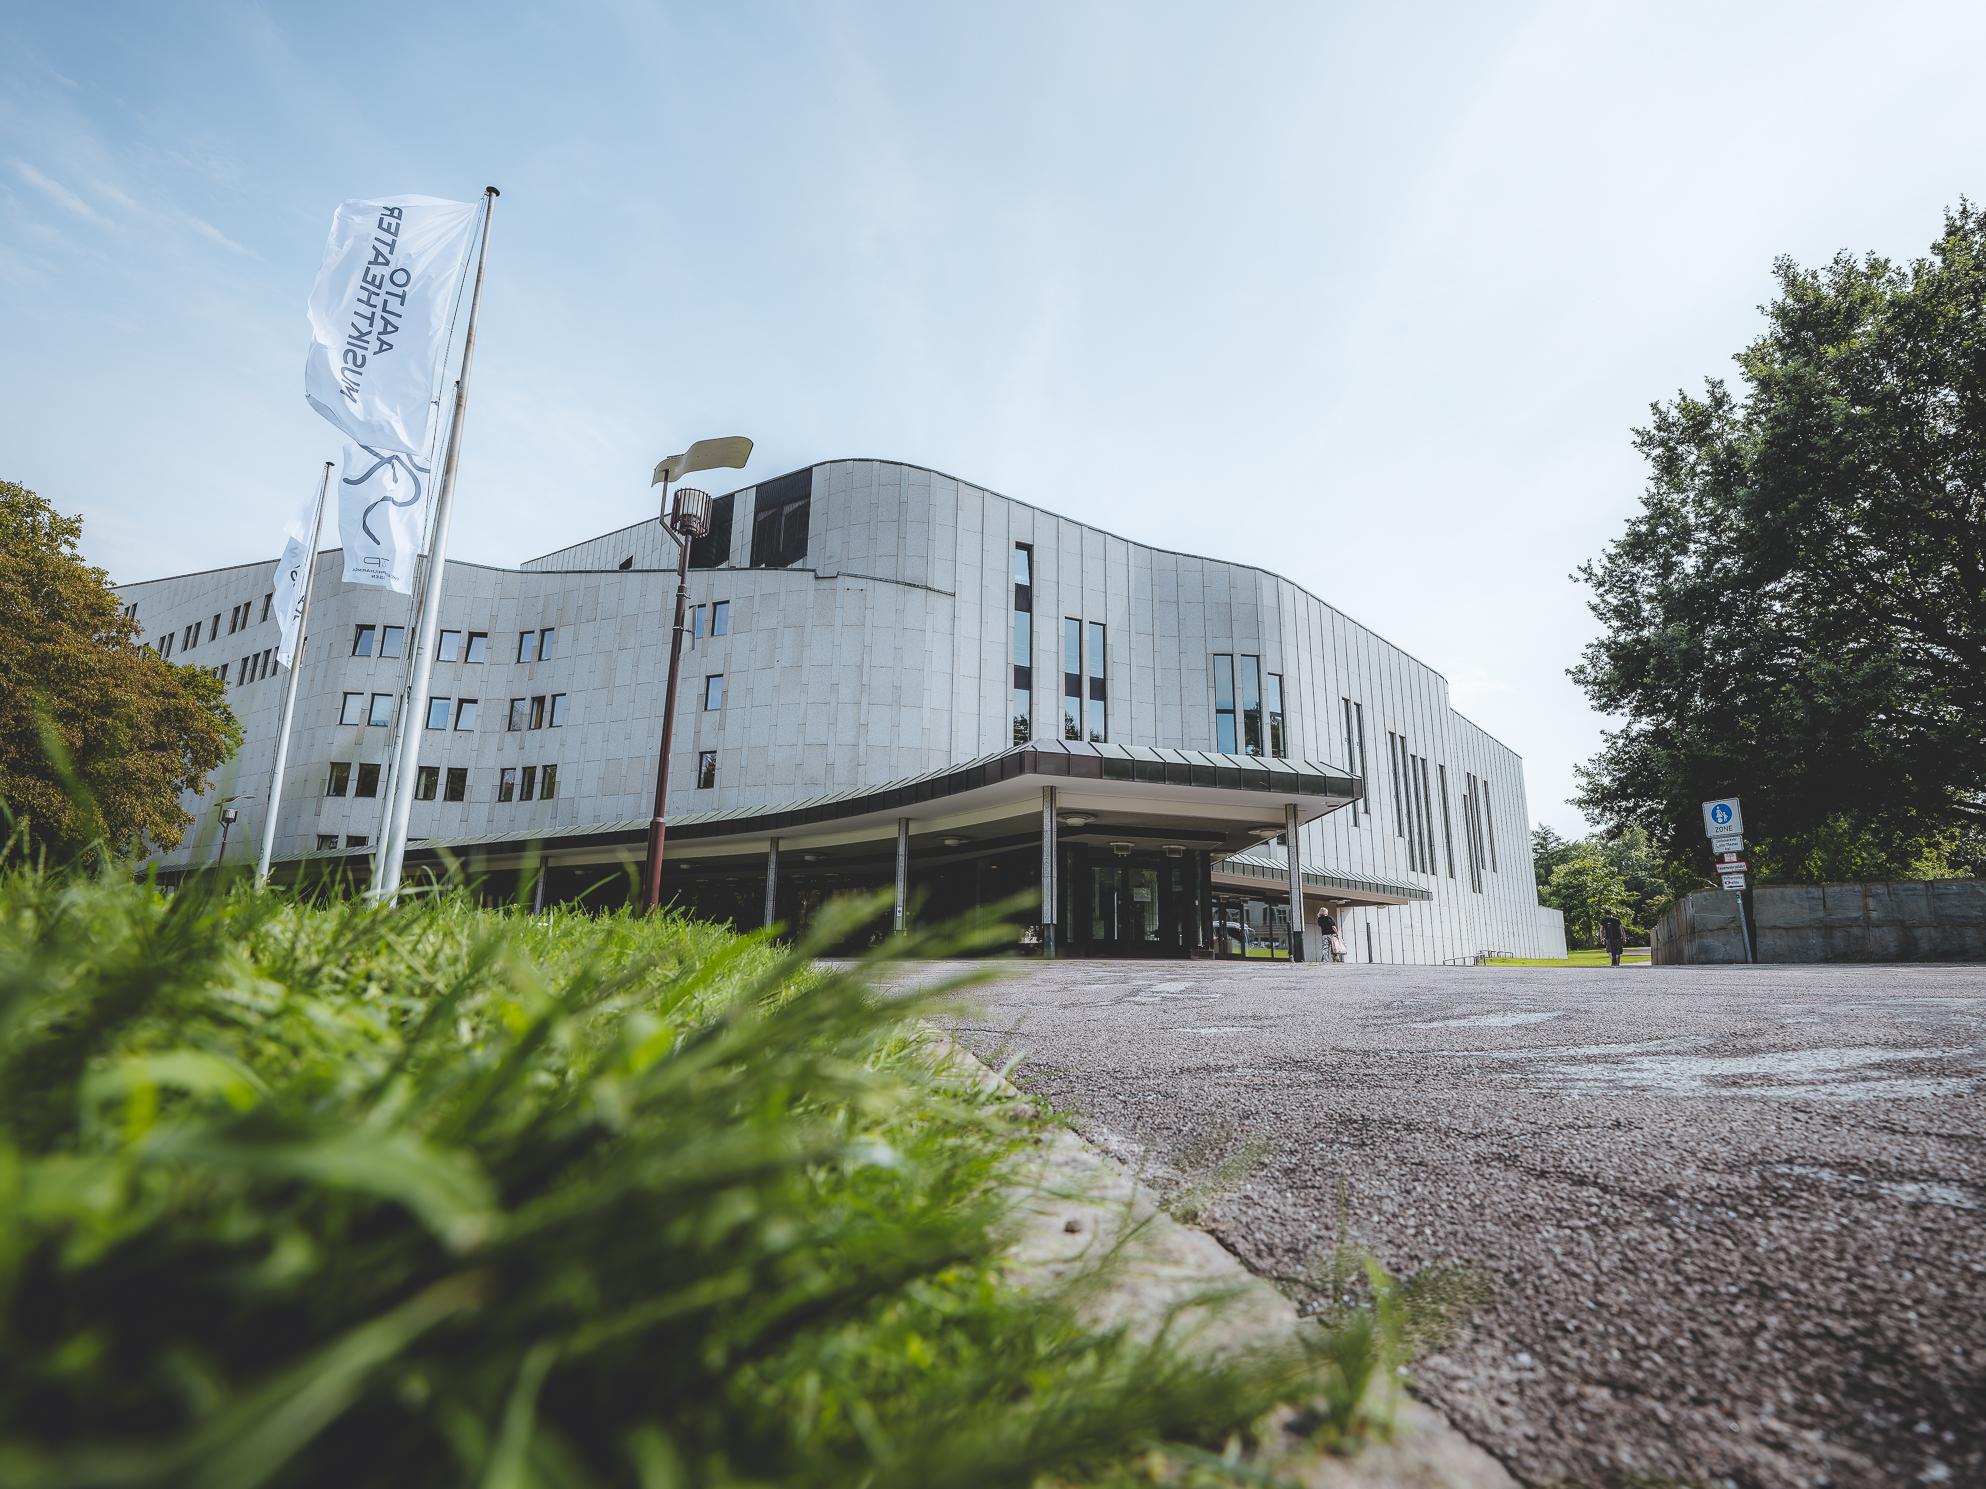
[384,739,1363,879]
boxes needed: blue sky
[5,1,1983,833]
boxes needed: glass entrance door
[1068,848,1205,957]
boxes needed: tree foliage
[1532,824,1663,946]
[0,480,240,863]
[1570,204,1986,887]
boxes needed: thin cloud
[180,213,249,254]
[15,162,113,226]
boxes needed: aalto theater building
[117,459,1567,962]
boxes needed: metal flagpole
[375,186,499,898]
[256,462,334,884]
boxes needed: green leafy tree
[1570,204,1986,889]
[0,480,241,862]
[1542,844,1632,949]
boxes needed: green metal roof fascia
[1215,854,1432,902]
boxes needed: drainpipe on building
[1284,802,1304,963]
[894,818,910,935]
[1040,787,1058,957]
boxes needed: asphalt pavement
[933,958,1986,1489]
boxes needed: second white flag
[338,443,431,593]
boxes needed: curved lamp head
[652,436,753,487]
[668,488,712,538]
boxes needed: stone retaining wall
[1651,879,1986,964]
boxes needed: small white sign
[1721,873,1746,889]
[1711,832,1744,853]
[1702,798,1744,837]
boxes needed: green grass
[0,855,1385,1489]
[1485,948,1651,967]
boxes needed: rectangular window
[1240,656,1263,756]
[749,468,812,569]
[340,692,366,726]
[353,625,376,657]
[326,762,351,797]
[517,631,536,664]
[345,834,369,849]
[697,750,716,789]
[454,699,479,730]
[261,593,272,623]
[688,492,735,568]
[354,763,381,798]
[1483,783,1498,872]
[530,696,545,729]
[444,767,467,802]
[236,656,248,684]
[1012,544,1033,746]
[438,629,462,662]
[711,600,729,636]
[1464,773,1484,893]
[704,675,723,710]
[1063,618,1082,739]
[519,765,537,800]
[1213,655,1236,753]
[1265,673,1286,758]
[1438,764,1456,877]
[415,765,439,801]
[426,697,450,730]
[508,698,528,732]
[210,615,220,641]
[499,767,517,803]
[1414,755,1437,875]
[540,763,558,800]
[182,623,195,650]
[380,625,405,658]
[539,627,555,660]
[693,605,705,641]
[1388,733,1411,858]
[465,632,488,663]
[317,834,339,850]
[1087,621,1106,742]
[228,605,239,634]
[549,694,566,727]
[368,693,392,727]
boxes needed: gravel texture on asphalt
[928,959,1986,1489]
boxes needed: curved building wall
[117,457,1563,960]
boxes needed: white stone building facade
[117,458,1566,962]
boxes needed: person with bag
[1317,907,1347,963]
[1601,912,1627,967]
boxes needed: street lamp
[642,437,754,910]
[216,795,254,865]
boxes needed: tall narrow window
[352,625,376,656]
[549,694,566,727]
[692,605,705,641]
[1063,618,1082,739]
[711,600,729,636]
[529,696,546,729]
[354,763,381,799]
[517,631,536,664]
[703,676,723,711]
[499,767,517,803]
[1213,656,1236,753]
[1265,673,1286,758]
[1413,756,1437,875]
[465,632,488,663]
[1012,544,1033,745]
[415,766,439,801]
[1482,782,1498,872]
[1240,656,1263,756]
[539,628,555,659]
[697,750,717,789]
[325,762,351,797]
[509,698,528,732]
[380,626,405,658]
[367,694,392,727]
[1464,773,1484,893]
[260,593,272,623]
[340,692,366,726]
[519,766,537,800]
[454,699,479,730]
[749,469,812,569]
[1388,733,1409,855]
[444,767,467,802]
[1087,621,1106,741]
[540,764,558,800]
[426,698,450,730]
[438,629,462,662]
[1438,763,1456,877]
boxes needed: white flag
[338,443,430,593]
[270,482,326,668]
[303,195,477,454]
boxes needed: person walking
[1601,912,1627,967]
[1317,907,1345,963]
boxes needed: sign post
[1701,797,1754,963]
